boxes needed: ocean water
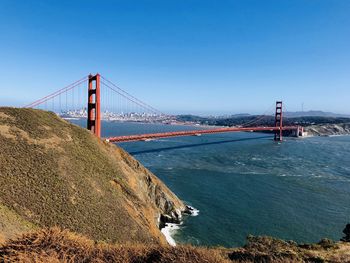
[72,120,350,247]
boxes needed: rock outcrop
[341,224,350,242]
[305,123,350,136]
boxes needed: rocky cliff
[0,107,185,245]
[305,123,350,136]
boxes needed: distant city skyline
[1,0,349,115]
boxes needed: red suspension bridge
[24,73,303,143]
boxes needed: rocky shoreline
[159,205,199,246]
[305,123,350,137]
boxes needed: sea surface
[72,120,350,247]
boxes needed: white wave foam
[161,223,180,246]
[161,205,199,246]
[191,208,200,216]
[62,117,80,120]
[186,205,200,216]
[277,174,303,177]
[328,134,349,137]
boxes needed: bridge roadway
[106,126,300,143]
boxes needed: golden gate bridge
[24,73,302,143]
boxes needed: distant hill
[176,111,350,127]
[284,111,350,118]
[178,111,350,121]
[0,107,185,244]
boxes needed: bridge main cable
[100,76,164,115]
[23,76,89,108]
[100,81,162,114]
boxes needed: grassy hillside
[0,107,185,245]
[1,228,350,262]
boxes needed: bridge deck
[106,126,299,143]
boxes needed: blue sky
[0,0,349,114]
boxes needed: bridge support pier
[274,101,283,141]
[297,126,304,137]
[87,74,101,138]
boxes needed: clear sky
[0,0,349,115]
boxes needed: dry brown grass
[228,235,350,263]
[2,228,350,263]
[0,228,229,263]
[0,234,5,246]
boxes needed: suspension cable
[23,76,88,108]
[100,76,164,115]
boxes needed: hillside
[0,107,185,245]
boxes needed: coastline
[161,223,181,246]
[305,123,350,137]
[160,205,200,246]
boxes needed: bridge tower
[87,74,101,138]
[274,101,283,141]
